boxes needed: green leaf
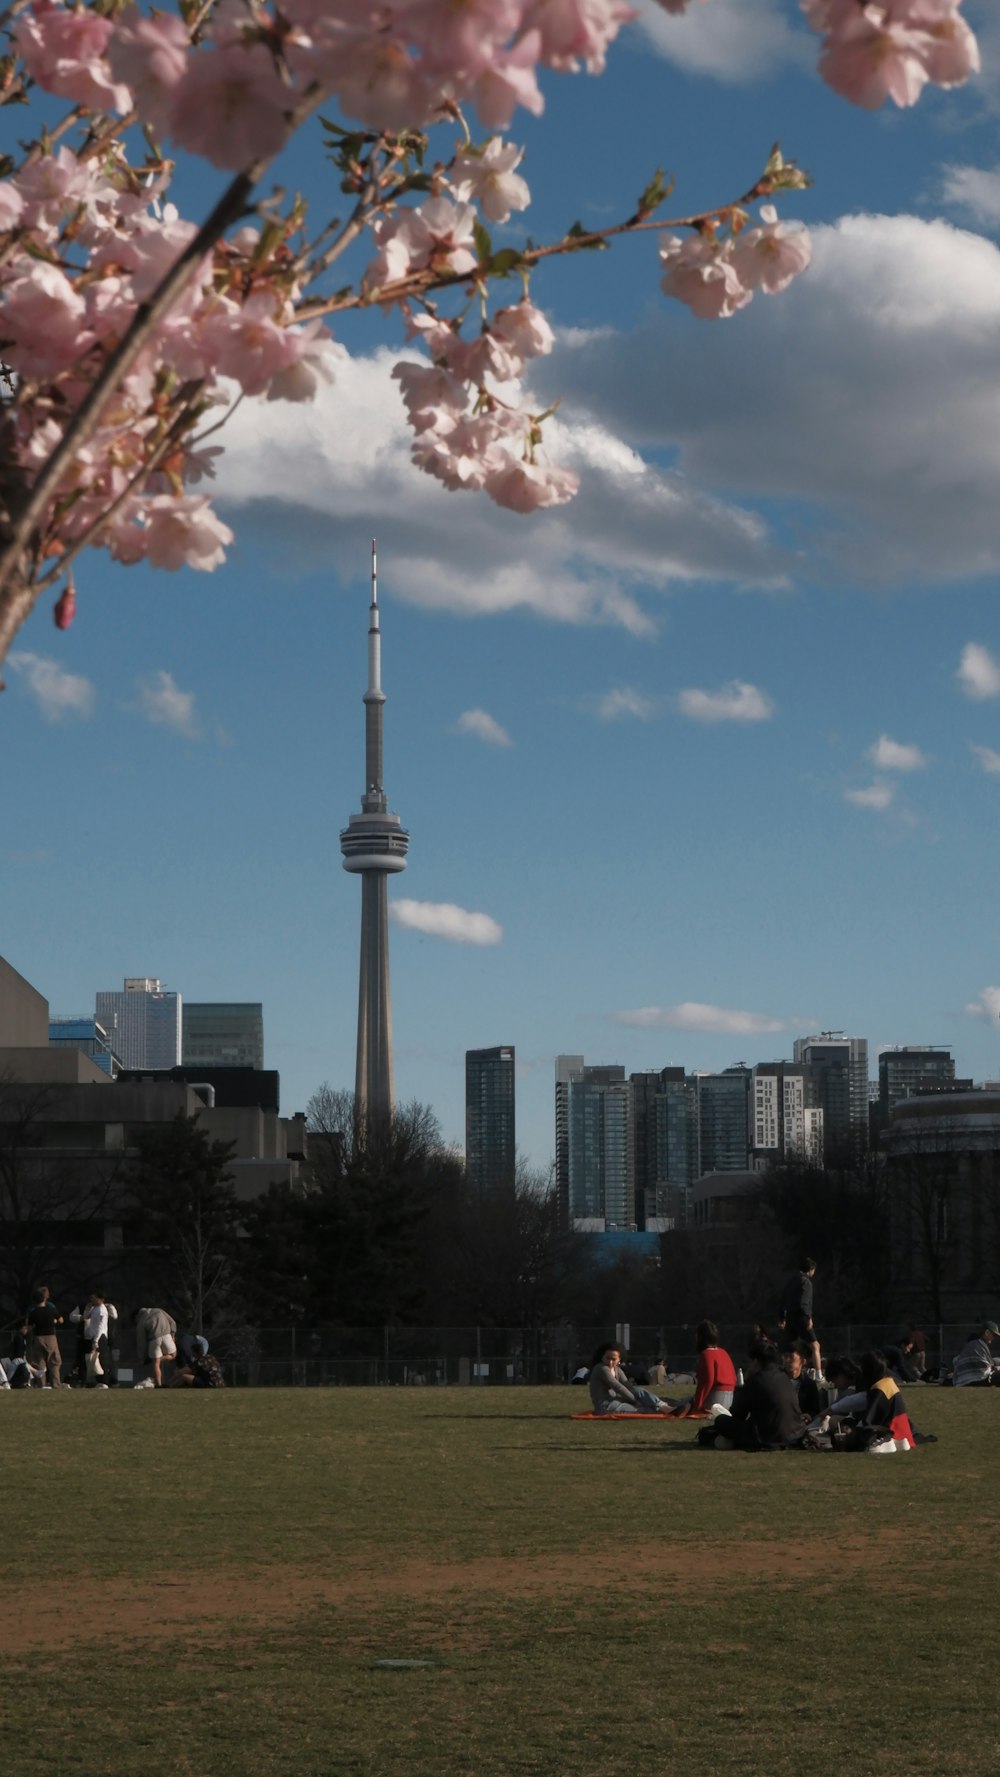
[636,168,674,218]
[487,248,527,278]
[473,219,493,264]
[565,222,607,251]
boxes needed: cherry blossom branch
[0,80,328,617]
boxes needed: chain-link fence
[193,1321,981,1387]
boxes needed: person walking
[777,1256,822,1377]
[25,1286,63,1389]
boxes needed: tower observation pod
[340,541,409,1118]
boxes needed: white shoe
[868,1438,896,1455]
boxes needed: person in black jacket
[777,1256,821,1376]
[698,1341,807,1451]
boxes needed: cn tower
[340,541,409,1117]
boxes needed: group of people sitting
[584,1323,931,1453]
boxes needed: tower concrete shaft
[340,542,409,1118]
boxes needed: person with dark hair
[587,1345,673,1415]
[776,1257,822,1378]
[952,1323,1000,1388]
[698,1341,807,1450]
[25,1286,63,1389]
[832,1350,918,1451]
[170,1335,225,1389]
[672,1321,738,1418]
[783,1340,826,1418]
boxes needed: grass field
[0,1385,995,1776]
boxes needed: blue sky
[5,1,1000,1170]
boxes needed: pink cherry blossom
[659,233,752,319]
[15,0,132,115]
[107,7,191,140]
[392,361,469,433]
[491,300,556,361]
[0,182,25,231]
[168,43,291,169]
[451,139,531,224]
[266,324,342,402]
[524,0,636,74]
[805,0,980,108]
[1,261,95,376]
[141,495,235,571]
[484,455,579,511]
[198,291,302,397]
[731,206,812,295]
[473,31,546,129]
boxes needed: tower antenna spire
[341,545,410,1119]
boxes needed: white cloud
[594,686,657,722]
[957,642,1000,701]
[635,0,810,83]
[7,651,95,722]
[677,680,774,723]
[971,742,1000,775]
[844,781,894,811]
[965,987,1000,1021]
[614,1001,785,1035]
[454,708,512,748]
[390,899,502,946]
[134,670,200,737]
[869,734,927,772]
[937,164,1000,229]
[543,214,1000,587]
[215,345,791,635]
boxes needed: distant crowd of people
[579,1256,1000,1452]
[1,1287,224,1390]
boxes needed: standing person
[587,1345,673,1415]
[132,1305,177,1388]
[70,1295,115,1387]
[777,1256,822,1378]
[25,1286,63,1389]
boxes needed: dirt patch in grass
[0,1526,914,1654]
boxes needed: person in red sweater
[673,1321,738,1418]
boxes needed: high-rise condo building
[340,543,409,1118]
[555,1056,634,1231]
[752,1061,824,1167]
[183,1003,264,1070]
[630,1067,699,1229]
[465,1046,516,1191]
[696,1066,752,1174]
[792,1032,869,1157]
[878,1046,955,1126]
[95,978,181,1070]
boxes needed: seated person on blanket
[671,1320,737,1418]
[783,1340,827,1418]
[832,1350,918,1450]
[698,1340,808,1450]
[587,1345,673,1415]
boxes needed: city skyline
[4,7,1000,1167]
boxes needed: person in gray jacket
[132,1306,177,1388]
[952,1322,1000,1387]
[588,1346,673,1415]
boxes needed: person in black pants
[699,1341,807,1451]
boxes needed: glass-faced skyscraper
[465,1046,515,1191]
[340,544,409,1118]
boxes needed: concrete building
[885,1088,1000,1321]
[95,978,182,1070]
[0,955,48,1047]
[182,1002,264,1070]
[340,542,409,1118]
[792,1032,869,1157]
[465,1045,515,1191]
[555,1056,634,1232]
